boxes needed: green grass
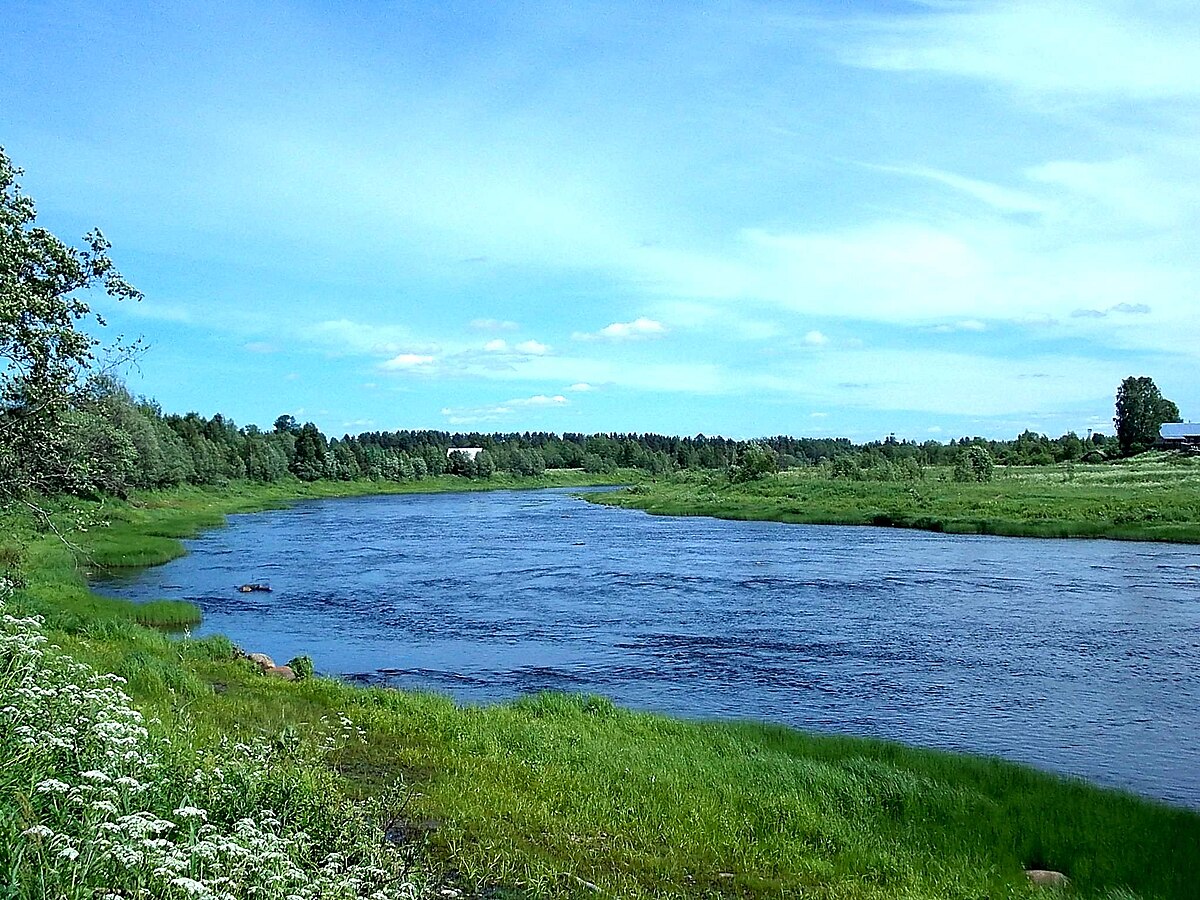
[592,454,1200,543]
[5,472,1200,899]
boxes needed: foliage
[1114,375,1181,457]
[953,444,995,483]
[0,147,141,506]
[0,589,432,899]
[287,654,315,679]
[727,441,777,482]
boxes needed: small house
[1157,423,1200,451]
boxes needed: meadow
[3,470,1200,899]
[590,454,1200,543]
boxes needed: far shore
[586,455,1200,544]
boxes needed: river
[95,488,1200,807]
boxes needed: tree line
[16,372,1141,499]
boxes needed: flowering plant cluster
[1,584,431,900]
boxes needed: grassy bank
[590,455,1200,543]
[4,476,1200,899]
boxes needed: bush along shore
[4,477,1200,899]
[590,454,1200,544]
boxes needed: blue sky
[3,0,1198,440]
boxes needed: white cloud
[511,394,568,407]
[803,330,829,346]
[380,353,436,370]
[575,317,667,341]
[470,318,520,332]
[515,339,550,355]
[568,382,593,392]
[932,320,987,333]
[483,339,508,352]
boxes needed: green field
[590,454,1200,543]
[3,473,1200,899]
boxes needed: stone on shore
[1025,869,1070,888]
[246,652,275,671]
[266,665,297,681]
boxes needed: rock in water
[1026,870,1070,888]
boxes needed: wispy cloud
[842,1,1200,99]
[440,393,569,425]
[470,318,520,332]
[306,319,420,356]
[574,317,667,341]
[865,163,1050,215]
[1070,303,1152,319]
[932,320,987,333]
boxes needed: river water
[95,488,1200,807]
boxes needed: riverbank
[4,477,1200,899]
[590,455,1200,543]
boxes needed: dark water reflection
[95,489,1200,807]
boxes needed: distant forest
[32,375,1113,499]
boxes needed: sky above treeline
[4,1,1198,441]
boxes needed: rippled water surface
[97,488,1200,806]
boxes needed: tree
[290,423,328,481]
[728,442,777,483]
[1,147,141,505]
[1114,376,1180,457]
[953,445,994,482]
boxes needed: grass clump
[288,654,316,679]
[131,598,203,628]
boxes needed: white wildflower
[169,876,209,896]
